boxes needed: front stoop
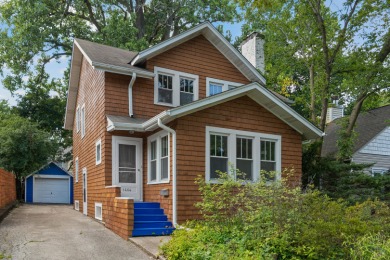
[132,202,175,237]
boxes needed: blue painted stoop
[132,202,175,237]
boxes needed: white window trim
[96,139,102,165]
[206,77,243,97]
[147,130,170,184]
[154,66,199,107]
[95,202,103,221]
[75,200,79,211]
[205,126,282,183]
[76,106,80,133]
[75,157,79,183]
[81,104,86,138]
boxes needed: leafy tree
[0,0,240,92]
[237,0,390,134]
[0,107,58,199]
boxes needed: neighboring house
[25,162,73,204]
[64,22,322,238]
[322,105,390,175]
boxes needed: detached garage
[25,162,73,204]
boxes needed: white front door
[82,168,87,215]
[112,136,142,201]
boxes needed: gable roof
[321,105,390,157]
[26,162,72,179]
[65,22,289,130]
[107,82,323,140]
[130,22,266,85]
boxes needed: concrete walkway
[0,204,151,260]
[129,236,171,259]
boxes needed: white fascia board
[64,42,82,130]
[92,62,154,78]
[203,24,266,86]
[131,23,208,65]
[106,117,145,132]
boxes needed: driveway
[0,204,151,260]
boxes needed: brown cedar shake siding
[73,33,303,224]
[73,57,106,217]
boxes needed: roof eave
[92,61,154,78]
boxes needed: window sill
[154,102,176,107]
[147,180,170,185]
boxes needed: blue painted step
[134,221,174,229]
[132,227,175,237]
[134,214,167,222]
[132,202,175,237]
[134,202,160,208]
[134,208,164,215]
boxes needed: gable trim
[131,22,266,85]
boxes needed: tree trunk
[135,0,145,39]
[345,94,366,137]
[162,13,174,41]
[309,63,316,123]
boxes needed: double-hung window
[206,126,281,182]
[76,106,80,133]
[96,139,102,165]
[148,131,170,183]
[210,134,228,179]
[155,67,198,107]
[75,157,79,183]
[81,104,86,138]
[206,77,243,96]
[236,137,253,180]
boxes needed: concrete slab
[0,204,151,260]
[129,236,171,259]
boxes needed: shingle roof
[74,38,146,72]
[321,105,390,157]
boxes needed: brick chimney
[240,32,265,74]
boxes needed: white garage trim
[33,175,71,204]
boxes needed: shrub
[161,171,390,259]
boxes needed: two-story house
[64,22,323,239]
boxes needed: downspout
[157,118,177,227]
[128,72,137,117]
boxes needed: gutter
[128,72,137,117]
[157,118,177,227]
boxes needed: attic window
[154,67,198,107]
[206,77,243,96]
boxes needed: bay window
[206,126,281,182]
[154,67,198,107]
[148,131,170,183]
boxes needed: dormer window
[155,67,198,107]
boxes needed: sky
[0,21,244,107]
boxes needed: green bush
[161,171,390,259]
